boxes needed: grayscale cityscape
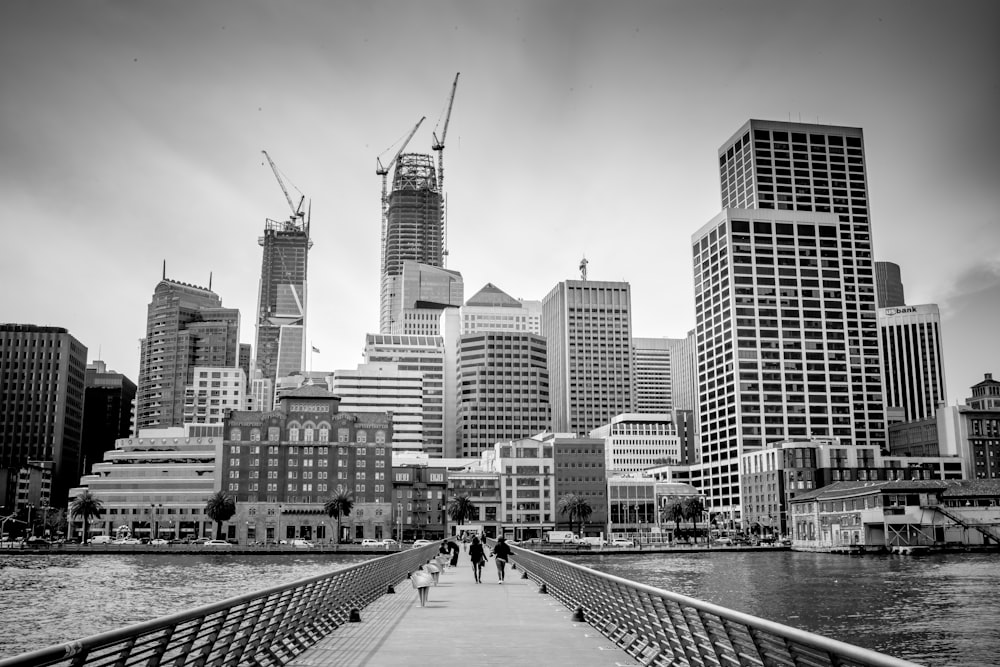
[1,3,998,666]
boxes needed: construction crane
[262,150,305,228]
[376,116,424,270]
[431,72,460,197]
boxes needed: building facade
[388,261,463,335]
[542,280,635,435]
[590,413,681,475]
[551,435,607,536]
[136,277,240,431]
[391,463,448,541]
[875,261,906,308]
[1,324,88,506]
[717,120,885,452]
[455,331,550,459]
[182,367,248,426]
[632,337,672,414]
[492,437,555,540]
[878,304,947,422]
[462,284,542,335]
[332,362,425,453]
[82,360,136,477]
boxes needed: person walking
[447,538,460,567]
[468,536,487,583]
[491,536,512,584]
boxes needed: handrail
[510,545,921,667]
[0,545,438,667]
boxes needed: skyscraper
[0,324,88,505]
[136,276,240,431]
[255,213,311,407]
[380,154,443,333]
[878,304,947,422]
[542,280,635,435]
[875,261,906,308]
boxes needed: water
[565,550,1000,667]
[0,553,371,658]
[2,551,997,666]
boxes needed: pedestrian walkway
[288,551,638,666]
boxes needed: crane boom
[431,72,460,151]
[377,117,425,271]
[262,150,305,221]
[432,73,459,267]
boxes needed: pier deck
[289,554,636,666]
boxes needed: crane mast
[432,73,459,265]
[376,116,425,271]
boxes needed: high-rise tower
[255,213,311,408]
[380,153,443,333]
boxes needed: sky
[2,1,998,407]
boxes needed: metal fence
[509,545,921,667]
[0,545,438,667]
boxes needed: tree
[663,500,685,539]
[557,493,594,535]
[69,491,104,544]
[681,496,705,543]
[447,494,475,527]
[204,491,236,539]
[324,489,354,544]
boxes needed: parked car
[88,535,114,545]
[380,539,398,547]
[610,538,633,547]
[189,537,210,545]
[411,539,433,548]
[114,538,141,545]
[289,539,315,548]
[716,537,733,545]
[203,539,231,547]
[25,538,51,548]
[150,538,169,546]
[360,539,383,547]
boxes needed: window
[250,428,261,441]
[229,428,242,441]
[289,428,300,442]
[338,428,350,443]
[357,431,367,444]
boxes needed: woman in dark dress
[468,536,487,583]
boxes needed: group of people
[439,535,512,584]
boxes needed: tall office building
[455,331,550,458]
[462,284,542,335]
[542,280,635,435]
[136,277,240,431]
[82,360,136,476]
[632,338,675,413]
[0,324,88,505]
[380,154,444,333]
[878,304,947,422]
[255,211,311,408]
[875,261,906,308]
[389,261,463,335]
[717,120,885,454]
[692,208,870,517]
[364,334,446,457]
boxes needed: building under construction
[379,153,445,333]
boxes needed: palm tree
[663,500,685,540]
[681,496,705,544]
[557,493,594,536]
[69,491,104,544]
[447,494,475,527]
[204,491,236,540]
[324,489,354,544]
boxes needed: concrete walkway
[288,552,639,666]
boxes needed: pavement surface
[288,551,639,666]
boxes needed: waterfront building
[0,323,88,506]
[390,462,448,541]
[332,362,425,453]
[182,367,248,426]
[462,284,542,335]
[82,361,135,478]
[454,331,550,459]
[741,437,965,537]
[222,385,393,544]
[542,279,635,435]
[590,413,681,475]
[447,466,501,538]
[255,210,311,410]
[875,261,906,308]
[789,478,1000,551]
[606,474,658,540]
[380,154,444,334]
[364,334,446,457]
[136,276,240,431]
[68,426,220,541]
[878,304,947,422]
[550,433,607,536]
[491,436,555,540]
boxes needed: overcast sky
[2,1,998,406]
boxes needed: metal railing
[0,545,438,667]
[509,545,921,667]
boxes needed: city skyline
[2,1,998,408]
